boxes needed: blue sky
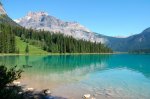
[1,0,150,36]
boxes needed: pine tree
[25,44,29,54]
[0,23,113,54]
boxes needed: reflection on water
[0,54,150,99]
[0,55,109,89]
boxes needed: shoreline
[0,52,127,56]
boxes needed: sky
[1,0,150,36]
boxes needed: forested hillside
[0,24,16,53]
[0,15,19,26]
[0,23,112,54]
[129,49,150,54]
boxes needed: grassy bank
[16,37,48,54]
[0,36,116,55]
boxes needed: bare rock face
[0,2,6,15]
[15,12,106,43]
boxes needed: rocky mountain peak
[15,11,106,43]
[27,11,49,17]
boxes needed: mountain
[0,2,18,26]
[15,11,150,52]
[0,2,6,15]
[0,3,112,54]
[125,27,150,51]
[1,1,149,52]
[15,12,107,43]
[105,27,150,52]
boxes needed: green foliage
[16,36,48,54]
[25,44,29,54]
[0,23,113,54]
[0,65,23,89]
[14,26,112,53]
[0,24,16,53]
[0,65,23,99]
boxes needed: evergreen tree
[25,44,29,54]
[0,23,113,54]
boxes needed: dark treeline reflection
[25,55,110,73]
[0,55,20,66]
[0,55,110,73]
[0,54,150,77]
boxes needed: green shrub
[0,65,23,99]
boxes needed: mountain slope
[105,27,150,52]
[0,3,19,26]
[1,0,150,52]
[0,15,19,26]
[15,12,106,43]
[0,2,112,54]
[0,2,6,15]
[15,11,150,52]
[16,36,48,54]
[126,27,150,51]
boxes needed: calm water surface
[0,54,150,99]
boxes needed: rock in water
[83,94,91,99]
[44,89,51,95]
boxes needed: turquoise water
[0,54,150,99]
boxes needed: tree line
[0,23,112,53]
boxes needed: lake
[0,54,150,99]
